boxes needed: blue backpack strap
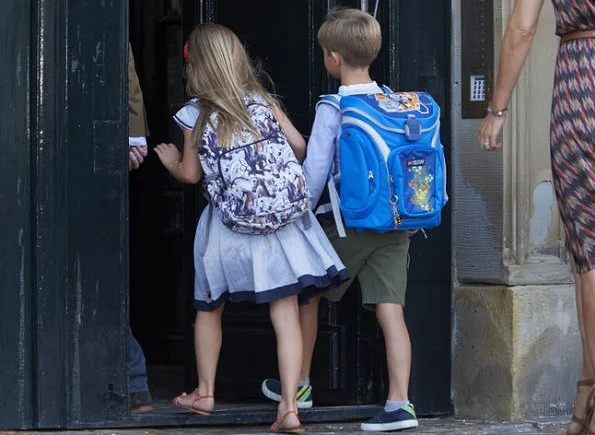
[315,94,341,111]
[380,84,393,94]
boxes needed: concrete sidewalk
[2,416,569,434]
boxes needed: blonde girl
[155,24,348,433]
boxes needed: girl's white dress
[174,97,348,311]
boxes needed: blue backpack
[319,87,447,235]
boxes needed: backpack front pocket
[339,128,383,220]
[389,145,443,218]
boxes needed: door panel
[394,0,452,414]
[0,0,34,429]
[65,0,130,424]
[216,0,318,133]
[2,0,130,428]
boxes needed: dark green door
[1,0,130,429]
[64,0,130,425]
[0,0,34,427]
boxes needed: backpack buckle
[405,115,422,141]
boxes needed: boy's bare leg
[299,296,321,382]
[376,303,411,402]
[270,295,303,428]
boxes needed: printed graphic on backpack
[200,99,311,234]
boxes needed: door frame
[0,0,131,429]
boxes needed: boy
[261,8,418,432]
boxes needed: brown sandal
[270,410,304,433]
[569,379,595,434]
[172,389,214,415]
[584,387,595,435]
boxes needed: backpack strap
[380,84,393,94]
[315,93,347,237]
[197,203,214,256]
[327,177,347,238]
[315,94,341,111]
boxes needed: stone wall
[450,0,581,420]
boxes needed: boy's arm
[303,104,341,207]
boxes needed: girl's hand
[478,113,507,151]
[155,143,182,170]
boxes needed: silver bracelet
[487,102,508,117]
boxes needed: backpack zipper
[368,170,375,194]
[389,175,402,227]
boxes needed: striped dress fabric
[550,0,595,273]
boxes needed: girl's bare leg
[175,305,224,412]
[270,295,303,429]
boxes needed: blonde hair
[185,24,276,149]
[317,8,381,68]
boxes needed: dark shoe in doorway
[360,403,419,432]
[131,390,153,413]
[261,379,313,409]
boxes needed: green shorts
[322,220,410,310]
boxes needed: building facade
[452,0,580,421]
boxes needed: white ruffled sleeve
[173,98,199,131]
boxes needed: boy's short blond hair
[317,8,381,68]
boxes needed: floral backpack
[197,96,311,234]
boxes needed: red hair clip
[183,41,190,63]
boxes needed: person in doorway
[261,8,419,432]
[154,24,348,433]
[478,2,595,434]
[128,42,152,413]
[129,42,149,171]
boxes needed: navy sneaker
[360,403,419,432]
[261,378,313,409]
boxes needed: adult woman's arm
[479,0,545,150]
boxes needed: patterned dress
[174,94,349,311]
[551,0,595,273]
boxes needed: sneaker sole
[261,380,313,409]
[360,419,419,432]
